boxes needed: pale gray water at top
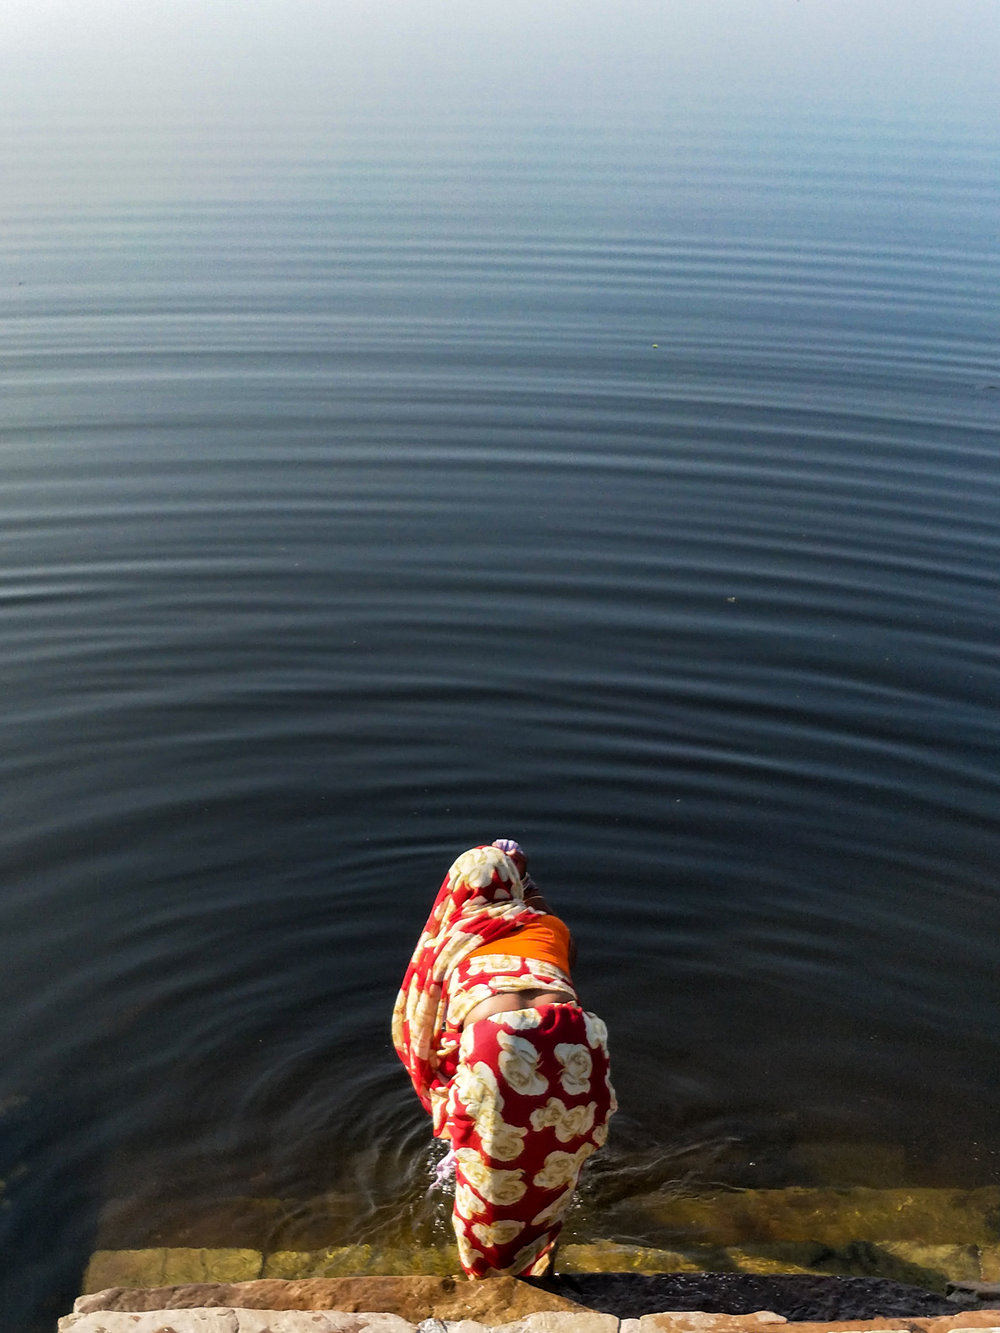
[2,3,1000,1328]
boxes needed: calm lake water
[3,22,1000,1327]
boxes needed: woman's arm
[523,886,553,914]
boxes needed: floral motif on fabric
[455,1182,486,1219]
[529,1096,597,1143]
[475,1106,528,1162]
[466,954,527,974]
[497,1030,549,1097]
[453,1058,505,1116]
[531,1185,575,1228]
[554,1041,593,1095]
[448,999,615,1278]
[583,1011,609,1052]
[489,1008,544,1030]
[472,1218,525,1248]
[532,1142,597,1191]
[455,1148,527,1205]
[504,1232,554,1277]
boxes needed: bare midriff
[461,988,576,1028]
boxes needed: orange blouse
[466,914,572,975]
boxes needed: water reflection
[3,45,1000,1331]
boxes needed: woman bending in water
[392,839,616,1278]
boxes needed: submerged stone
[880,1245,981,1286]
[263,1246,462,1279]
[631,1189,1000,1246]
[559,1242,705,1273]
[83,1247,263,1292]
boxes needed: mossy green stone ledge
[81,1240,1000,1296]
[84,1247,263,1291]
[631,1190,1000,1247]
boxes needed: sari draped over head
[392,843,563,1137]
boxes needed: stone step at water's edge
[56,1314,1000,1333]
[81,1240,1000,1300]
[72,1275,587,1320]
[63,1273,1000,1333]
[62,1313,616,1333]
[58,1303,1000,1333]
[259,1241,995,1290]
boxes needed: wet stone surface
[75,1274,966,1322]
[541,1274,961,1321]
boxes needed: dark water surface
[3,90,1000,1326]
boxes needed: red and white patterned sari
[392,843,616,1277]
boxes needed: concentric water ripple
[2,100,1000,1327]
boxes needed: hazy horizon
[3,0,999,130]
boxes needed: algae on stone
[83,1246,263,1292]
[559,1241,704,1273]
[263,1244,461,1279]
[631,1188,1000,1246]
